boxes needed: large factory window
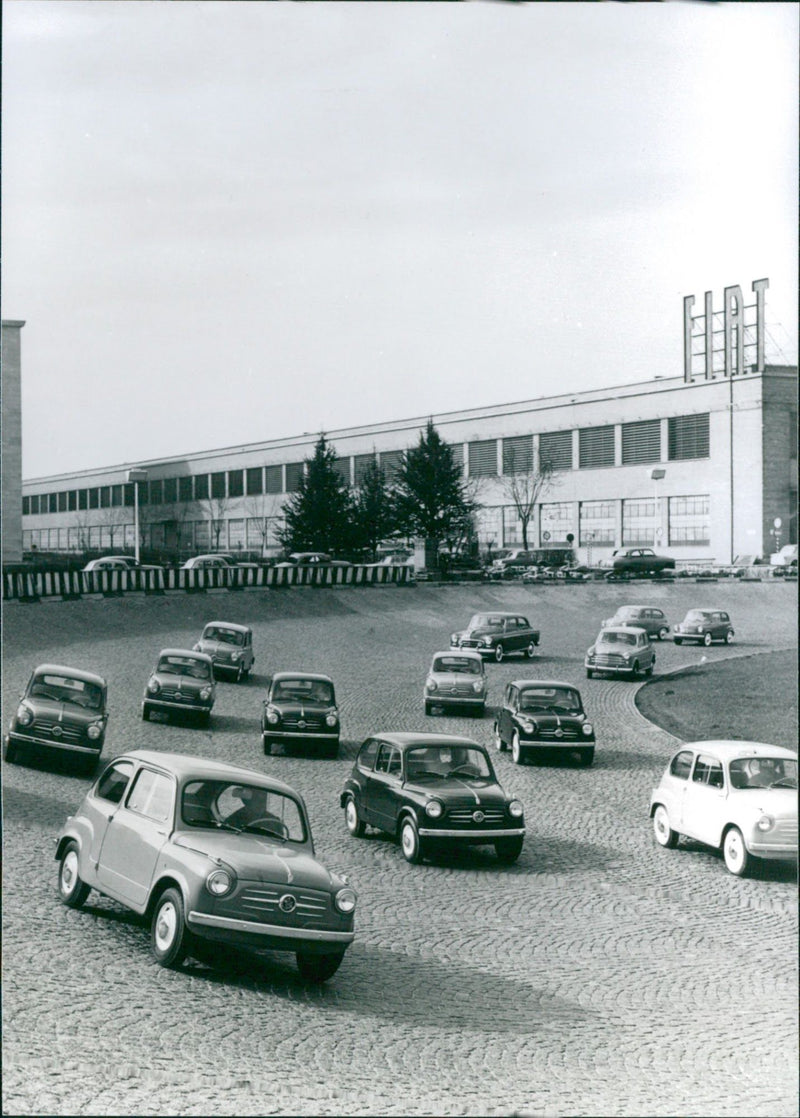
[228,470,244,498]
[468,439,497,477]
[211,472,226,499]
[502,435,533,475]
[265,465,282,494]
[354,454,376,485]
[579,426,615,469]
[195,474,209,500]
[246,467,263,495]
[622,499,655,546]
[579,501,615,545]
[379,450,404,479]
[668,495,710,545]
[668,414,709,460]
[163,478,177,503]
[179,476,194,502]
[285,462,305,492]
[539,430,573,471]
[622,420,660,464]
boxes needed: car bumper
[585,659,641,675]
[187,910,355,950]
[517,736,594,749]
[262,730,339,741]
[418,826,525,839]
[6,731,102,756]
[144,698,213,714]
[747,840,798,859]
[425,694,485,707]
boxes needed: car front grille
[236,885,330,924]
[593,654,629,667]
[30,718,85,744]
[280,715,326,731]
[446,807,507,826]
[534,725,580,741]
[458,640,483,650]
[773,819,798,844]
[437,684,479,697]
[159,685,202,702]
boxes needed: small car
[274,552,352,569]
[605,548,676,578]
[602,605,670,640]
[585,626,655,679]
[492,680,595,766]
[341,733,525,864]
[193,621,254,681]
[450,612,540,662]
[55,750,356,980]
[650,741,798,876]
[181,555,234,570]
[142,649,216,725]
[424,650,487,717]
[4,663,108,774]
[82,555,164,572]
[673,609,734,646]
[262,672,340,757]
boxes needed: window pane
[354,454,377,484]
[246,467,263,495]
[579,426,615,469]
[468,439,497,477]
[502,435,533,474]
[622,498,655,546]
[228,470,244,497]
[211,472,226,499]
[622,420,661,464]
[163,478,177,503]
[668,414,709,460]
[539,431,573,471]
[178,476,194,502]
[378,450,404,479]
[265,465,283,494]
[285,462,304,492]
[668,495,710,545]
[195,474,209,500]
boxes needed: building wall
[761,371,798,552]
[2,320,25,564]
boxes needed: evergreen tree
[392,420,476,557]
[279,434,355,554]
[352,456,395,558]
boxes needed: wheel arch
[145,873,190,921]
[395,806,420,837]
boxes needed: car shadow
[4,749,98,780]
[204,714,257,735]
[675,838,798,882]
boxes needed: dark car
[55,750,356,980]
[602,605,670,640]
[673,609,734,646]
[274,552,352,569]
[4,663,109,774]
[142,649,216,725]
[262,672,340,757]
[450,612,540,662]
[585,626,656,679]
[604,548,675,578]
[193,621,255,681]
[340,732,525,864]
[492,680,596,766]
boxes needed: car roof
[685,607,724,613]
[156,648,214,663]
[599,625,647,635]
[31,663,106,687]
[202,621,251,633]
[432,649,483,660]
[115,750,301,793]
[271,671,334,683]
[366,732,484,750]
[471,611,518,619]
[674,741,797,761]
[510,679,581,691]
[616,605,650,611]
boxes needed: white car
[650,741,798,876]
[424,650,487,717]
[82,555,163,572]
[181,555,236,570]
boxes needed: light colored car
[650,741,798,876]
[585,626,655,679]
[142,649,216,725]
[193,621,254,681]
[181,555,235,570]
[82,555,163,572]
[769,544,797,568]
[274,552,353,569]
[602,605,670,640]
[55,750,356,980]
[424,650,487,717]
[673,609,734,646]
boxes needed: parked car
[182,554,259,570]
[55,750,357,979]
[492,680,595,766]
[585,626,655,679]
[193,621,254,681]
[4,663,108,774]
[450,612,540,662]
[602,605,670,640]
[603,548,676,578]
[82,555,163,572]
[673,609,734,646]
[340,732,525,864]
[262,672,340,757]
[142,649,216,725]
[650,741,798,876]
[769,544,798,568]
[424,650,487,717]
[274,552,352,569]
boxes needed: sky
[2,0,797,480]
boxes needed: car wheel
[473,704,485,719]
[725,631,735,644]
[703,632,713,647]
[586,668,594,679]
[494,644,505,663]
[578,747,594,767]
[142,703,151,722]
[658,627,668,641]
[524,642,536,659]
[263,734,272,756]
[424,700,433,716]
[494,836,524,864]
[400,817,424,864]
[151,887,189,968]
[653,805,679,849]
[674,638,683,646]
[631,660,640,678]
[511,731,524,765]
[492,723,506,751]
[644,664,654,677]
[3,738,18,764]
[58,841,91,909]
[344,795,365,838]
[296,951,345,983]
[723,826,752,877]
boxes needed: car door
[498,684,517,743]
[368,743,404,833]
[80,759,137,877]
[244,630,254,671]
[679,753,727,846]
[96,766,176,908]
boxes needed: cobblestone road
[2,581,797,1117]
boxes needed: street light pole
[649,468,666,547]
[126,469,148,564]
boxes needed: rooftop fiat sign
[683,278,769,382]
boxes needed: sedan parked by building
[274,553,352,568]
[82,555,164,572]
[181,555,235,570]
[650,741,797,876]
[142,649,216,725]
[193,622,254,681]
[602,605,670,640]
[673,609,734,646]
[492,680,595,766]
[603,548,676,578]
[450,612,540,662]
[55,750,357,980]
[262,672,340,757]
[585,626,655,679]
[424,650,487,717]
[340,733,525,864]
[4,663,108,774]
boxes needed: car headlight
[16,704,34,726]
[472,681,484,694]
[267,708,280,725]
[582,723,594,736]
[192,643,201,651]
[230,651,241,661]
[518,719,534,734]
[587,647,596,657]
[334,887,357,914]
[325,712,338,728]
[199,687,212,701]
[508,800,524,818]
[621,653,631,661]
[425,800,444,818]
[450,633,459,645]
[756,815,775,832]
[205,868,236,897]
[87,722,103,741]
[426,678,438,692]
[480,637,491,647]
[147,678,161,695]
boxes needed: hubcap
[726,832,743,868]
[155,902,177,951]
[62,850,78,892]
[346,801,357,830]
[402,825,415,855]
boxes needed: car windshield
[29,674,104,710]
[729,757,798,790]
[519,687,581,713]
[181,780,307,840]
[157,656,211,680]
[405,745,494,782]
[273,679,334,704]
[432,656,482,675]
[683,610,711,623]
[599,631,636,646]
[467,614,505,630]
[203,627,244,646]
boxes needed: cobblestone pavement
[2,581,797,1117]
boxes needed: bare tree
[98,504,132,551]
[199,496,231,551]
[500,457,560,550]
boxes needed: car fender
[395,804,421,837]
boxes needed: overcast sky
[2,1,797,480]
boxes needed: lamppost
[126,469,148,564]
[649,467,666,547]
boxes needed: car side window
[670,751,694,780]
[692,756,724,789]
[386,748,402,777]
[357,738,380,771]
[509,687,519,711]
[126,769,175,823]
[503,684,513,708]
[95,760,135,804]
[374,743,393,774]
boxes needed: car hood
[457,627,499,640]
[172,833,338,888]
[736,788,798,817]
[196,640,241,655]
[23,697,105,724]
[405,777,508,806]
[514,711,585,727]
[268,700,336,714]
[430,672,484,688]
[152,674,212,692]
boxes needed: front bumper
[418,826,525,839]
[425,693,485,707]
[187,910,355,951]
[144,697,213,714]
[517,734,594,749]
[585,658,639,675]
[6,731,102,756]
[262,729,339,741]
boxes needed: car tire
[263,734,272,756]
[578,747,594,767]
[327,741,339,759]
[296,951,345,983]
[658,627,668,641]
[511,731,524,765]
[142,703,151,722]
[494,644,505,663]
[674,638,683,646]
[586,668,594,679]
[723,826,752,877]
[424,700,433,716]
[344,795,366,838]
[644,664,654,677]
[524,642,536,659]
[3,738,18,764]
[58,841,91,909]
[725,631,735,644]
[703,632,713,647]
[236,664,244,682]
[653,805,679,849]
[631,660,640,678]
[151,887,189,968]
[400,817,424,864]
[494,836,524,864]
[473,704,485,719]
[492,723,506,751]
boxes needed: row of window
[22,414,710,518]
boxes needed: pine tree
[392,420,476,557]
[279,434,355,554]
[353,456,395,558]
